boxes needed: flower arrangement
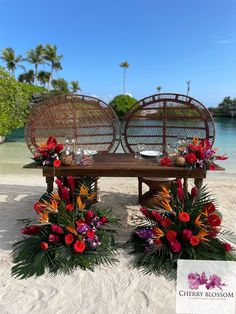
[12,177,119,279]
[128,180,236,278]
[33,136,64,167]
[181,137,228,170]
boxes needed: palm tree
[1,48,25,77]
[51,78,69,94]
[53,60,63,79]
[156,86,162,93]
[186,80,191,96]
[70,80,81,93]
[26,45,44,84]
[18,70,34,84]
[44,44,63,89]
[119,61,129,94]
[37,70,50,88]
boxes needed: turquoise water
[1,118,236,176]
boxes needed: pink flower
[223,243,231,252]
[182,229,193,241]
[65,233,74,245]
[85,210,94,222]
[100,216,107,223]
[177,188,184,201]
[49,234,60,243]
[170,240,182,253]
[161,218,171,228]
[151,211,162,222]
[51,224,64,234]
[67,176,75,192]
[87,230,95,239]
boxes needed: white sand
[0,173,236,314]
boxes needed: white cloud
[214,39,234,44]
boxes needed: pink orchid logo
[188,272,226,290]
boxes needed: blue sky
[0,0,236,106]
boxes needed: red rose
[52,224,64,234]
[207,214,221,227]
[190,235,200,246]
[178,212,190,222]
[85,210,94,221]
[185,153,197,164]
[47,136,57,146]
[170,240,182,253]
[55,144,64,153]
[203,202,215,214]
[74,240,86,253]
[53,159,61,168]
[223,243,232,252]
[66,204,74,212]
[166,230,177,242]
[161,218,171,228]
[49,234,60,243]
[152,211,162,222]
[191,186,198,197]
[100,216,107,223]
[40,242,48,250]
[65,233,74,245]
[87,230,95,239]
[182,229,193,241]
[21,225,41,235]
[160,157,172,167]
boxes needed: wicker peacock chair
[25,94,120,192]
[121,93,215,204]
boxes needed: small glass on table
[134,144,147,159]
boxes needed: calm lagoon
[0,118,236,177]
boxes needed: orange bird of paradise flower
[192,136,199,145]
[43,199,58,213]
[197,230,210,242]
[161,199,173,212]
[66,226,78,235]
[80,185,89,196]
[76,196,86,210]
[194,214,205,228]
[152,227,164,240]
[38,211,49,224]
[159,185,171,200]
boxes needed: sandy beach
[0,170,235,314]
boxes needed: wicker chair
[121,93,215,204]
[25,94,120,192]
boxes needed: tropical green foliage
[109,94,137,119]
[119,61,129,94]
[0,67,45,135]
[0,48,25,77]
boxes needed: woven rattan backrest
[25,94,120,153]
[121,93,215,153]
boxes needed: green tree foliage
[0,67,45,136]
[70,80,81,93]
[109,94,137,119]
[18,70,35,84]
[51,78,69,94]
[218,97,236,112]
[119,61,129,94]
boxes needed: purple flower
[136,228,153,240]
[77,224,89,234]
[188,272,207,290]
[205,275,226,290]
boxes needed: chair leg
[138,177,142,204]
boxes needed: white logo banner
[176,259,236,314]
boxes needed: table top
[34,153,212,178]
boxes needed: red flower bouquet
[12,178,119,278]
[179,137,228,170]
[33,136,64,167]
[128,181,236,278]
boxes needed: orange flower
[88,192,97,201]
[43,199,58,213]
[80,185,89,196]
[76,196,86,210]
[192,136,199,145]
[197,230,210,242]
[159,185,171,200]
[38,211,49,224]
[66,226,78,236]
[152,227,164,240]
[161,199,173,212]
[194,214,204,227]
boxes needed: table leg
[46,176,54,193]
[194,178,203,190]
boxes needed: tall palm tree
[18,70,34,84]
[156,86,162,93]
[186,80,191,96]
[53,60,63,79]
[0,48,25,77]
[70,80,81,93]
[26,45,44,84]
[44,44,63,89]
[119,61,129,94]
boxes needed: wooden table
[36,153,214,192]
